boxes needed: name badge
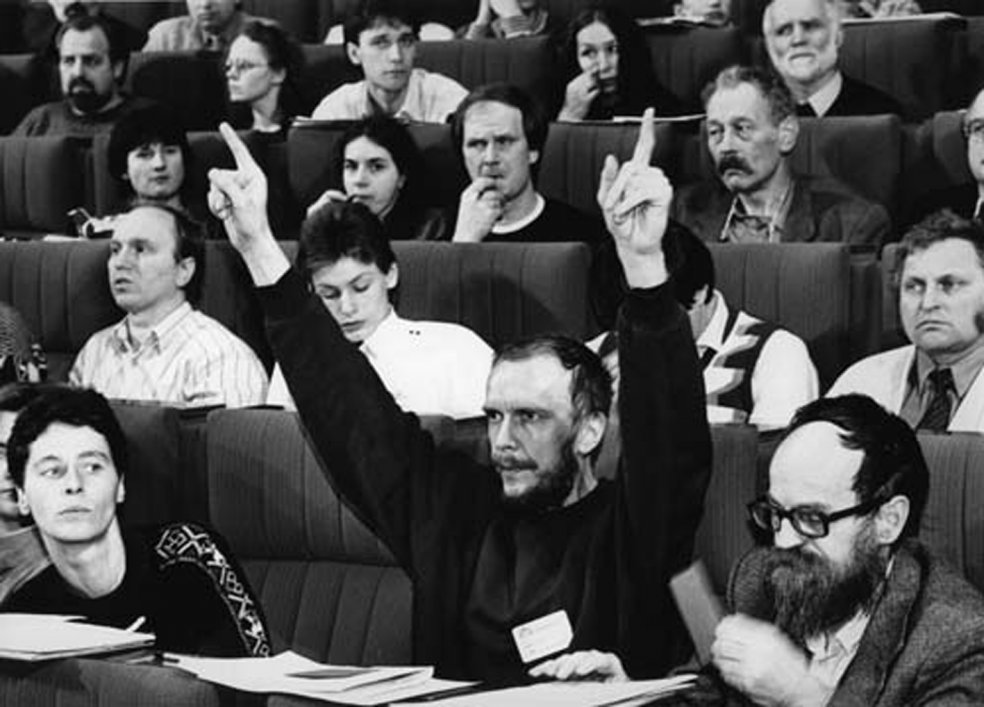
[511,610,573,664]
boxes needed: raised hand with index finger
[596,107,673,288]
[208,122,290,286]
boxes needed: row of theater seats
[3,14,984,133]
[3,398,981,704]
[0,111,972,239]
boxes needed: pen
[125,616,146,633]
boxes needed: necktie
[796,103,817,118]
[917,368,954,432]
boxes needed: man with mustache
[13,13,155,137]
[710,393,984,704]
[450,83,602,244]
[763,0,901,118]
[671,65,889,246]
[830,211,984,432]
[208,109,712,683]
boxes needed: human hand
[474,0,492,24]
[711,615,828,707]
[528,651,629,683]
[558,71,599,121]
[306,189,348,219]
[596,108,672,287]
[452,177,503,242]
[490,0,523,19]
[208,122,288,285]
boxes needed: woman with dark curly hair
[557,3,684,121]
[225,20,305,134]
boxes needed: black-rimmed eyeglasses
[746,496,882,539]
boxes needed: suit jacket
[671,175,890,247]
[829,344,984,432]
[905,182,980,230]
[826,74,903,118]
[727,542,984,705]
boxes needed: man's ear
[175,256,196,290]
[116,477,126,505]
[874,494,910,546]
[529,148,540,167]
[346,42,363,67]
[112,60,125,83]
[575,412,607,458]
[777,115,799,154]
[16,488,30,517]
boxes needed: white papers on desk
[0,614,155,661]
[392,674,698,706]
[169,650,475,705]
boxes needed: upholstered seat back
[0,54,45,136]
[0,136,85,239]
[206,408,414,664]
[643,25,746,111]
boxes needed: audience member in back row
[909,87,984,228]
[763,0,902,118]
[0,384,50,608]
[20,1,146,62]
[311,0,468,123]
[267,201,492,419]
[672,65,889,246]
[461,0,557,40]
[209,109,711,682]
[69,203,267,408]
[14,13,156,138]
[144,0,261,52]
[831,211,984,432]
[556,3,685,122]
[591,226,818,428]
[306,116,448,241]
[1,386,271,657]
[450,83,603,244]
[533,395,984,702]
[225,20,306,135]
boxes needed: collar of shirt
[111,301,193,355]
[807,71,843,118]
[722,178,795,243]
[911,342,984,401]
[362,69,424,122]
[805,609,870,669]
[491,193,546,235]
[359,308,402,360]
[695,290,727,353]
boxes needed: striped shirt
[69,303,267,408]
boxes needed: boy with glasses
[311,0,467,123]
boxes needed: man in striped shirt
[70,203,267,408]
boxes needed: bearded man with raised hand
[671,64,888,247]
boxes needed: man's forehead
[770,421,863,502]
[360,19,414,40]
[113,207,179,246]
[707,83,770,121]
[60,27,111,57]
[487,354,573,405]
[903,238,984,276]
[464,101,525,137]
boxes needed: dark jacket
[672,174,890,247]
[826,74,903,118]
[261,267,712,682]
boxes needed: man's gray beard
[498,437,579,514]
[764,524,889,647]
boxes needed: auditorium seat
[643,25,746,112]
[880,241,906,350]
[539,120,684,216]
[0,136,86,241]
[206,408,417,664]
[0,54,45,136]
[125,51,227,132]
[918,432,984,594]
[897,109,970,231]
[838,15,968,121]
[964,17,984,100]
[707,243,852,388]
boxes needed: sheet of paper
[0,614,154,661]
[392,674,698,707]
[670,560,725,665]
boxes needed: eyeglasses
[225,60,268,75]
[746,495,883,539]
[963,118,984,143]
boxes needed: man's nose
[790,22,807,44]
[62,466,84,494]
[490,416,518,451]
[920,285,944,310]
[387,41,403,62]
[773,517,806,550]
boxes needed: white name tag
[511,610,574,664]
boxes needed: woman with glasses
[225,20,305,134]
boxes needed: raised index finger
[218,121,259,172]
[630,107,656,167]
